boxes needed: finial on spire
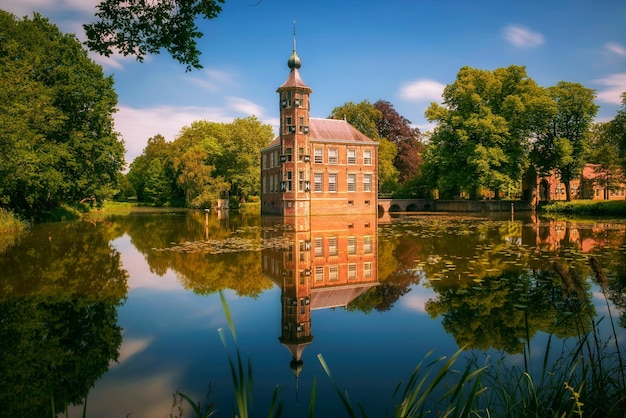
[287,20,301,70]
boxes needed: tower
[275,26,312,217]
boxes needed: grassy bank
[0,208,28,233]
[541,200,626,216]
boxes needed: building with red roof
[261,37,378,216]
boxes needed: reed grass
[177,278,625,418]
[0,208,27,233]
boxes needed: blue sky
[2,0,625,166]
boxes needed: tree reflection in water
[0,220,127,416]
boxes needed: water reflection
[1,211,625,417]
[261,214,379,392]
[0,221,127,416]
[377,215,626,353]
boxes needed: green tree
[214,116,274,204]
[84,0,225,71]
[127,134,176,203]
[143,158,171,205]
[425,65,552,199]
[588,122,624,199]
[606,92,626,169]
[532,82,599,201]
[329,100,381,140]
[0,11,125,214]
[378,139,400,194]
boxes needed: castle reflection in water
[261,213,379,380]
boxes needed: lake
[1,208,625,417]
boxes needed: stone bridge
[377,198,533,214]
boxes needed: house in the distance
[537,164,626,202]
[260,38,378,216]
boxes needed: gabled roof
[262,118,377,152]
[309,118,377,144]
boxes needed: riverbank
[541,199,626,216]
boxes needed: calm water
[1,209,625,417]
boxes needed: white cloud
[605,42,626,57]
[228,97,265,116]
[398,79,445,102]
[114,101,274,164]
[593,73,626,104]
[114,105,235,164]
[503,24,545,48]
[401,292,430,313]
[187,68,236,92]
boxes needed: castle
[260,36,378,216]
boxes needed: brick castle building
[261,37,378,216]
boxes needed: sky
[2,0,626,167]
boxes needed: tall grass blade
[317,353,358,418]
[308,377,317,418]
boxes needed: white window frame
[347,173,356,192]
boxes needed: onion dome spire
[287,20,301,70]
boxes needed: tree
[588,122,625,199]
[425,65,553,199]
[170,121,226,208]
[84,0,225,71]
[214,116,274,203]
[531,82,599,201]
[329,100,381,140]
[373,100,423,183]
[606,92,626,169]
[127,134,176,203]
[0,11,125,214]
[378,139,400,194]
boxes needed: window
[363,236,372,253]
[299,116,305,132]
[314,266,324,282]
[347,174,356,192]
[328,173,337,192]
[347,236,357,255]
[364,262,372,278]
[329,265,339,281]
[299,240,308,262]
[285,147,292,162]
[285,171,292,191]
[298,171,305,192]
[364,174,372,192]
[314,173,323,192]
[298,147,305,161]
[314,237,323,257]
[328,237,338,256]
[328,148,338,164]
[348,263,357,279]
[262,154,267,169]
[347,149,356,164]
[269,176,274,193]
[262,176,266,194]
[314,148,323,163]
[363,149,372,165]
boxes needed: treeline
[336,68,626,201]
[0,11,125,217]
[124,117,273,208]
